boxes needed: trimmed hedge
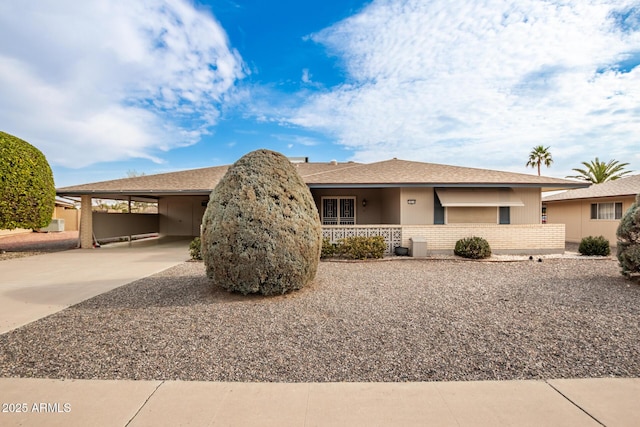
[321,236,386,260]
[454,236,492,259]
[0,131,55,230]
[578,235,610,256]
[321,238,338,258]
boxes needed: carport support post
[80,195,94,249]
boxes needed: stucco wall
[443,188,541,225]
[53,206,80,231]
[380,188,401,224]
[158,196,209,237]
[545,196,635,245]
[312,188,397,225]
[511,188,542,224]
[92,212,159,240]
[400,187,433,225]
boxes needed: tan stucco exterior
[58,158,587,250]
[544,196,635,245]
[53,205,80,231]
[158,196,208,237]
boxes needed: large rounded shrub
[201,149,322,295]
[0,131,55,230]
[454,236,492,259]
[617,194,640,279]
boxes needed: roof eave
[308,182,589,189]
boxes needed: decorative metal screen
[323,198,338,225]
[339,198,355,225]
[322,197,355,225]
[322,226,402,254]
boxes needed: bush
[617,194,640,279]
[454,236,492,259]
[201,149,322,295]
[337,236,386,260]
[189,237,202,260]
[578,236,610,256]
[321,238,338,258]
[0,131,55,230]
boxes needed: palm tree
[526,145,553,176]
[566,158,632,184]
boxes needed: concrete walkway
[1,242,639,426]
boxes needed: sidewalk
[1,242,638,426]
[1,377,639,426]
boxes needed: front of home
[56,158,588,254]
[543,174,640,246]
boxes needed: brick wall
[401,224,565,255]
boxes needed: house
[56,158,587,254]
[0,197,80,237]
[543,174,640,246]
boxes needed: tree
[126,169,146,178]
[617,194,640,280]
[526,145,553,176]
[0,131,55,230]
[565,158,632,184]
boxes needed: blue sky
[1,0,639,187]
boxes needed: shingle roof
[543,174,640,202]
[57,158,587,198]
[302,159,586,187]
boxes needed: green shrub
[189,237,202,260]
[337,236,386,260]
[0,131,55,230]
[578,235,610,256]
[321,238,338,258]
[454,236,492,259]
[617,194,640,279]
[201,149,322,295]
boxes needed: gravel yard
[0,231,78,261]
[1,258,639,382]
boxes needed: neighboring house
[0,197,79,236]
[543,174,640,246]
[57,158,587,254]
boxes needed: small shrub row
[189,236,202,260]
[321,236,386,260]
[454,236,491,259]
[578,235,610,256]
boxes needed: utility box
[409,237,427,257]
[40,218,65,232]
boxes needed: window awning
[435,189,524,207]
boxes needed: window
[499,207,510,224]
[322,197,356,225]
[590,202,623,220]
[434,193,445,224]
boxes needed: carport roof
[56,158,588,200]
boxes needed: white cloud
[302,68,312,83]
[0,0,245,168]
[286,0,640,177]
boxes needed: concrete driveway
[0,238,189,334]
